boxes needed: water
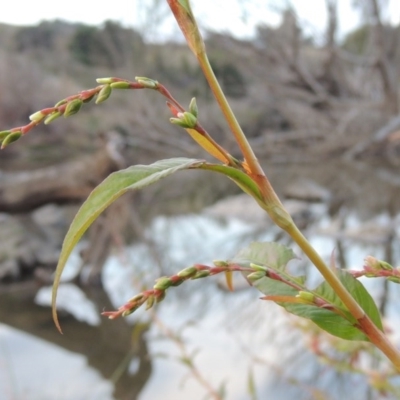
[1,203,399,399]
[0,324,114,400]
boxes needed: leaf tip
[52,305,63,334]
[52,273,63,334]
[224,270,234,291]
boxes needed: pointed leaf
[52,157,202,332]
[314,270,383,332]
[254,276,369,341]
[231,241,304,288]
[309,311,368,341]
[178,0,191,13]
[224,270,234,291]
[196,163,263,202]
[233,243,382,341]
[232,242,296,270]
[185,128,231,164]
[253,276,298,297]
[262,295,308,304]
[167,0,204,56]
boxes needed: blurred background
[1,0,400,399]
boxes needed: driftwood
[344,114,400,160]
[0,140,123,213]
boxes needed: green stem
[288,224,364,319]
[198,47,363,317]
[196,52,263,176]
[287,223,400,369]
[195,32,400,371]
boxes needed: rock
[284,179,331,202]
[343,218,393,244]
[31,203,75,246]
[0,259,19,280]
[0,213,26,279]
[34,245,61,266]
[0,204,75,281]
[203,194,269,225]
[202,194,327,230]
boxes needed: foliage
[69,25,105,66]
[69,21,143,68]
[342,24,371,55]
[14,21,56,52]
[1,0,400,395]
[101,240,386,343]
[210,60,247,98]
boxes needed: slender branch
[287,223,400,370]
[196,52,264,177]
[183,7,400,368]
[370,0,398,113]
[1,76,236,166]
[288,224,364,319]
[151,313,223,400]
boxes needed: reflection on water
[0,280,151,400]
[1,160,400,399]
[0,323,114,400]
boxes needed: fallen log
[0,141,122,213]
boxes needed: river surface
[1,159,400,400]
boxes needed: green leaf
[232,242,383,341]
[313,270,383,333]
[197,164,263,202]
[309,311,367,341]
[253,276,370,341]
[232,241,296,270]
[52,157,202,332]
[254,276,299,297]
[178,0,192,14]
[231,241,304,287]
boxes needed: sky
[0,0,399,42]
